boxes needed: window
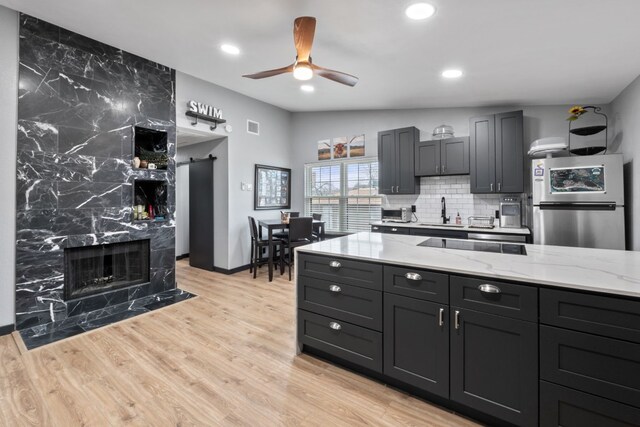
[304,158,381,232]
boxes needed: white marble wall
[384,176,510,223]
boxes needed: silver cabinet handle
[329,322,342,331]
[329,285,342,293]
[372,226,379,230]
[490,183,494,192]
[478,284,501,294]
[404,272,422,281]
[438,308,444,326]
[436,165,439,174]
[442,165,446,173]
[498,183,502,192]
[454,310,460,330]
[391,228,398,232]
[329,260,341,269]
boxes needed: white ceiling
[3,0,640,112]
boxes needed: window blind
[304,158,381,232]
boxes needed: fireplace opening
[64,240,150,300]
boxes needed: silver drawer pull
[329,322,342,331]
[478,284,501,294]
[438,308,444,326]
[329,285,342,293]
[391,228,398,232]
[405,272,422,281]
[373,227,379,230]
[329,261,342,269]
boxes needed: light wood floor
[0,260,479,426]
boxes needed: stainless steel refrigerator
[532,154,625,249]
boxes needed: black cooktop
[418,238,527,255]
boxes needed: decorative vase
[139,160,148,169]
[132,157,141,168]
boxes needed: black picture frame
[254,164,291,210]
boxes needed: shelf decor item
[566,105,608,156]
[433,124,454,139]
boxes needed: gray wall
[176,72,292,270]
[610,74,640,250]
[176,138,229,268]
[290,105,585,221]
[0,6,18,327]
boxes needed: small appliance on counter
[499,195,523,228]
[467,216,495,229]
[381,208,411,223]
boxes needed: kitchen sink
[419,223,466,228]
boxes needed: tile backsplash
[384,176,509,223]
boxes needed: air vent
[247,120,260,135]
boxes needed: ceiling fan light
[293,64,313,81]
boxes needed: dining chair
[273,211,301,239]
[311,213,323,241]
[248,216,283,279]
[282,217,313,280]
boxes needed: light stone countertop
[298,232,640,298]
[370,221,531,235]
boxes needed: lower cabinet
[450,308,539,427]
[383,293,449,397]
[540,381,640,427]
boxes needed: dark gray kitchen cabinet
[540,381,640,427]
[415,137,469,177]
[384,293,449,397]
[378,127,419,194]
[414,140,440,176]
[450,308,538,427]
[470,111,523,194]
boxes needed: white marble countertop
[371,221,531,235]
[298,232,640,298]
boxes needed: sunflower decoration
[567,105,587,121]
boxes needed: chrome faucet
[441,197,450,224]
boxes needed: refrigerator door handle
[539,202,617,211]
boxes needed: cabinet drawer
[541,288,640,344]
[384,266,448,304]
[298,276,382,331]
[540,381,640,427]
[297,253,382,291]
[540,325,640,408]
[409,228,468,239]
[450,276,538,322]
[298,310,382,372]
[377,226,411,235]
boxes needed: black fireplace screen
[64,240,150,300]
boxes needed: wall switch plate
[411,205,416,213]
[241,182,248,191]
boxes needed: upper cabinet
[469,111,524,194]
[378,127,419,194]
[415,137,469,177]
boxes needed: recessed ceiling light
[300,85,314,92]
[442,69,463,78]
[220,44,240,55]
[405,3,436,20]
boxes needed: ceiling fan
[242,16,359,87]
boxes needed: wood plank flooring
[0,260,479,426]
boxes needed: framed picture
[332,137,348,159]
[317,139,331,160]
[254,164,291,210]
[348,134,365,157]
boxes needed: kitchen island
[295,232,640,427]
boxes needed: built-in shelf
[133,179,168,222]
[133,126,168,170]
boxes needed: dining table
[257,218,325,281]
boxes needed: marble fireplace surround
[15,14,177,330]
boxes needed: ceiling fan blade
[294,16,316,62]
[311,64,359,87]
[243,64,294,79]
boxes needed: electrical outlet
[241,182,248,191]
[411,205,416,213]
[247,183,253,191]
